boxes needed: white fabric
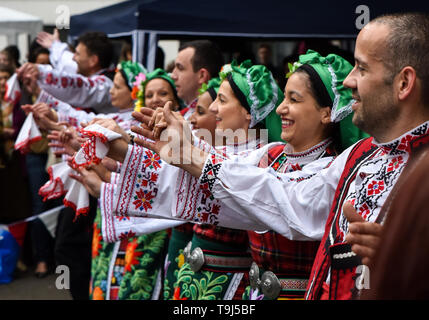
[100,182,184,243]
[4,73,21,104]
[37,64,117,113]
[71,124,122,168]
[63,178,90,217]
[49,41,78,74]
[38,161,90,218]
[0,7,42,41]
[39,161,73,200]
[108,137,271,238]
[14,112,42,152]
[211,150,343,240]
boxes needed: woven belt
[249,262,309,300]
[183,241,253,273]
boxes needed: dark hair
[372,13,429,105]
[179,40,224,79]
[0,63,15,76]
[77,31,114,69]
[258,43,272,52]
[31,47,50,63]
[294,66,342,153]
[119,41,132,62]
[4,45,20,67]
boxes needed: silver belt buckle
[183,241,205,272]
[248,262,281,300]
[183,241,192,263]
[249,262,261,289]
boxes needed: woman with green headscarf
[86,65,182,300]
[84,60,284,300]
[41,62,176,300]
[134,68,184,112]
[125,50,367,300]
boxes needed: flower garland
[132,72,147,112]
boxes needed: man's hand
[90,163,112,183]
[101,157,118,172]
[132,101,206,178]
[344,201,383,267]
[36,29,60,49]
[69,165,102,198]
[47,125,85,156]
[84,118,130,143]
[32,103,61,131]
[17,63,40,96]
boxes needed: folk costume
[242,51,366,300]
[89,63,184,300]
[103,62,284,300]
[36,62,118,114]
[172,63,283,301]
[172,60,429,300]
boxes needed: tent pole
[146,32,158,72]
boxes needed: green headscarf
[138,68,185,110]
[117,61,147,90]
[287,50,369,149]
[219,60,283,142]
[198,77,221,101]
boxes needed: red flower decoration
[143,150,161,169]
[387,156,403,172]
[61,77,68,88]
[92,224,102,258]
[211,204,220,215]
[133,189,155,211]
[200,183,212,198]
[201,212,209,222]
[173,287,188,300]
[46,73,53,85]
[397,135,413,152]
[358,203,370,220]
[367,180,385,196]
[124,238,143,272]
[119,230,136,241]
[150,172,159,182]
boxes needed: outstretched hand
[131,101,193,166]
[47,125,84,156]
[36,29,60,49]
[68,165,103,198]
[344,201,383,267]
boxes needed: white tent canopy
[0,6,43,44]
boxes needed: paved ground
[0,267,72,300]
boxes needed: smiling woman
[124,51,367,300]
[136,68,183,112]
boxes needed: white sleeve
[101,182,184,243]
[37,64,117,113]
[199,146,352,240]
[112,144,181,219]
[49,41,78,74]
[54,98,119,127]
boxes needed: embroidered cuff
[198,152,227,192]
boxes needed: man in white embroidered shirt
[132,13,429,300]
[18,31,117,114]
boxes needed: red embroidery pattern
[387,156,403,172]
[142,150,162,169]
[130,150,161,213]
[367,180,385,196]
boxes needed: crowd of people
[1,12,429,300]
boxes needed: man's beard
[352,93,398,141]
